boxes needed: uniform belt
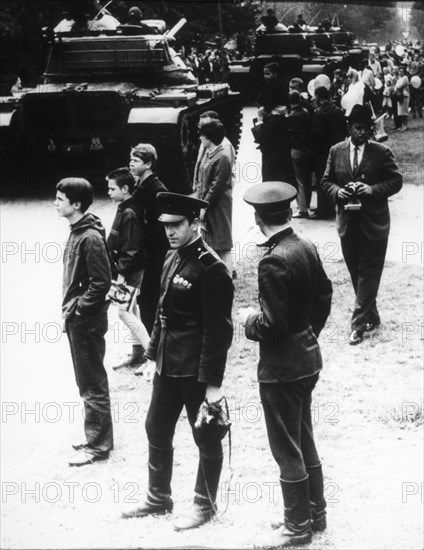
[287,326,313,339]
[159,314,200,329]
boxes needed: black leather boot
[307,463,327,532]
[270,465,327,533]
[254,477,312,549]
[173,454,223,531]
[121,444,173,518]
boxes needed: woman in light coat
[394,66,410,131]
[193,120,233,270]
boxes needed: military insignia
[172,274,192,289]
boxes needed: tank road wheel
[179,112,199,189]
[212,96,243,154]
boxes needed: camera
[107,281,137,311]
[344,182,362,211]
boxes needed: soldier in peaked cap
[122,192,234,531]
[239,181,333,549]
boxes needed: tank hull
[0,87,242,191]
[0,20,242,191]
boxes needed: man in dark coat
[129,143,169,338]
[320,104,402,344]
[287,90,312,217]
[253,66,295,184]
[311,86,347,219]
[239,181,332,549]
[122,193,234,531]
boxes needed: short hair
[56,177,93,213]
[314,86,330,102]
[289,77,304,90]
[200,110,220,121]
[257,208,291,226]
[106,167,136,194]
[131,143,157,171]
[199,120,225,145]
[289,90,301,106]
[264,62,279,75]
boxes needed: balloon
[395,44,405,57]
[374,77,383,90]
[314,73,331,90]
[411,75,422,89]
[341,82,365,115]
[307,78,316,97]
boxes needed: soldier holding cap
[122,193,234,531]
[239,181,332,548]
[320,103,402,345]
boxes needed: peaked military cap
[243,181,297,214]
[348,103,373,125]
[157,192,209,222]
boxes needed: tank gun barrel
[166,18,187,39]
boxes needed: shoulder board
[198,242,221,267]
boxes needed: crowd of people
[49,8,410,547]
[54,106,240,530]
[251,45,419,219]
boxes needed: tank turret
[229,24,351,102]
[0,16,242,191]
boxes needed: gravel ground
[1,109,423,549]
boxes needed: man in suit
[239,182,333,549]
[320,104,402,344]
[122,193,234,531]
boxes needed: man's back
[245,227,332,382]
[312,102,347,167]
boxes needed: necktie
[353,146,359,175]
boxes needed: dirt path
[1,108,423,549]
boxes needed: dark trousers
[260,373,320,481]
[410,87,423,117]
[138,267,161,335]
[291,149,312,211]
[391,94,401,129]
[262,155,295,186]
[145,373,223,458]
[66,309,113,454]
[341,219,388,332]
[315,165,335,218]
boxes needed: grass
[384,116,424,185]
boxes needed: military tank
[229,28,344,103]
[329,30,369,69]
[0,16,242,193]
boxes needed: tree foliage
[0,0,421,89]
[0,0,259,85]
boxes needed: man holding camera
[320,104,402,345]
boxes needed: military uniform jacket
[245,227,332,383]
[145,237,234,387]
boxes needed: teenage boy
[129,143,169,334]
[106,167,150,372]
[55,177,113,466]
